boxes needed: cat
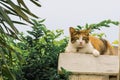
[65,27,114,57]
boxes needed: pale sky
[18,0,120,43]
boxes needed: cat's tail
[106,41,114,55]
[100,39,114,55]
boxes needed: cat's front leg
[92,49,100,57]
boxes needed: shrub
[16,20,68,80]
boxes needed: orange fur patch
[89,36,104,52]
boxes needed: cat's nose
[80,42,82,45]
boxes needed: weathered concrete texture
[69,75,109,80]
[58,53,119,80]
[58,53,119,75]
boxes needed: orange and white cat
[65,27,114,57]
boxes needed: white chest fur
[77,42,94,54]
[65,41,100,57]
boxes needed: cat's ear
[85,29,91,36]
[69,27,75,34]
[86,29,91,33]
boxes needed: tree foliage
[0,0,41,48]
[0,0,41,80]
[77,19,119,30]
[10,20,68,80]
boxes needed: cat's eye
[74,37,79,40]
[82,37,86,40]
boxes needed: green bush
[15,20,68,80]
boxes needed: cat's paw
[65,47,77,53]
[92,50,100,57]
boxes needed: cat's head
[69,27,90,48]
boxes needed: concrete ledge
[58,53,119,80]
[69,74,109,80]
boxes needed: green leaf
[0,38,14,52]
[85,23,89,29]
[15,52,24,63]
[0,75,3,80]
[17,0,29,10]
[0,7,18,34]
[21,7,38,18]
[77,25,82,29]
[38,19,46,23]
[12,20,27,25]
[7,0,30,23]
[2,66,16,80]
[0,1,16,15]
[112,40,119,44]
[30,0,41,7]
[87,19,119,30]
